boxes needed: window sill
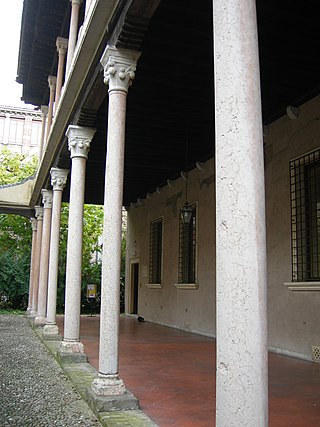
[174,283,198,290]
[284,282,320,291]
[146,283,163,289]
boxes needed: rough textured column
[59,125,96,357]
[46,76,57,142]
[91,47,140,396]
[30,206,44,317]
[39,106,48,159]
[26,218,37,314]
[55,37,68,107]
[35,190,53,325]
[66,0,83,75]
[213,0,268,425]
[43,168,69,338]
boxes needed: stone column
[46,76,57,142]
[39,106,48,159]
[55,37,68,107]
[43,168,69,338]
[85,0,93,18]
[213,0,268,426]
[91,47,140,396]
[35,190,53,325]
[30,206,44,317]
[59,125,96,359]
[66,0,83,75]
[26,218,37,314]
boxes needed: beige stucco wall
[126,160,216,337]
[126,95,320,359]
[266,96,320,360]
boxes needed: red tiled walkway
[56,315,320,426]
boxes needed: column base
[91,374,126,396]
[87,375,139,412]
[34,315,46,326]
[57,339,87,363]
[43,323,62,341]
[29,310,37,318]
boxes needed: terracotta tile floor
[56,315,320,426]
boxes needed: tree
[0,148,38,309]
[0,147,38,185]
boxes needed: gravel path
[0,315,102,427]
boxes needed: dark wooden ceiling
[17,0,320,206]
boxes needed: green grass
[0,308,26,315]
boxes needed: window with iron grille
[178,203,197,283]
[290,149,320,281]
[149,218,163,284]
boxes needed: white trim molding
[284,282,320,291]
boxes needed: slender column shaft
[44,169,69,336]
[91,47,140,396]
[46,76,57,142]
[31,207,43,316]
[59,125,95,354]
[39,106,48,159]
[27,218,37,313]
[55,38,68,107]
[66,0,82,75]
[99,91,126,375]
[64,158,86,340]
[35,190,53,325]
[213,0,268,425]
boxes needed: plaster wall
[126,161,216,336]
[265,96,320,360]
[125,95,320,359]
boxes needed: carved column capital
[56,37,68,55]
[48,75,57,92]
[35,206,44,221]
[41,189,53,209]
[66,125,96,159]
[31,217,37,231]
[50,168,69,191]
[70,0,82,5]
[100,47,141,93]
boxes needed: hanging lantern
[180,203,193,224]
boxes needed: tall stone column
[59,125,96,359]
[55,37,68,107]
[85,0,93,18]
[30,206,44,317]
[39,106,48,159]
[26,218,37,314]
[46,76,57,142]
[213,0,268,425]
[35,190,53,325]
[66,0,83,75]
[43,168,69,338]
[91,47,140,397]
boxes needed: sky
[0,1,33,109]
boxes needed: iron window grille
[149,218,163,284]
[178,203,197,283]
[290,149,320,281]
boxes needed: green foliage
[0,146,38,185]
[0,149,36,309]
[0,248,30,309]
